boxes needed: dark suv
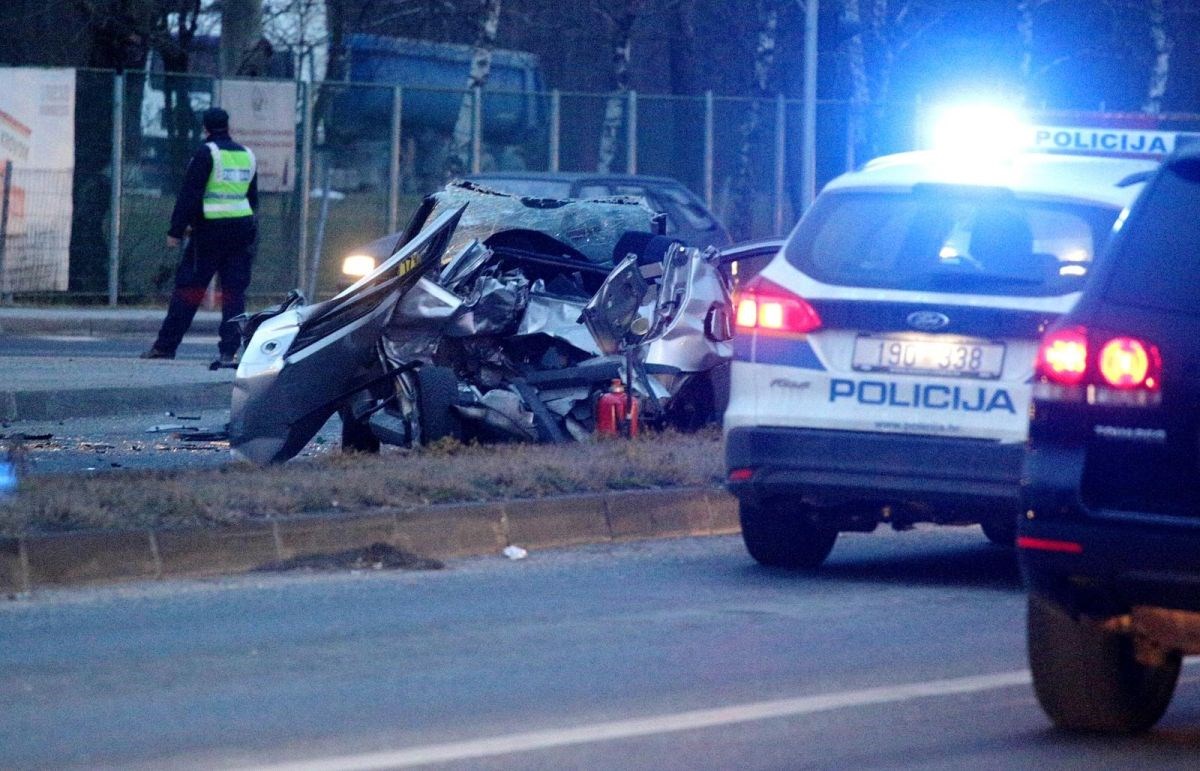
[1020,148,1200,733]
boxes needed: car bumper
[1022,442,1200,612]
[724,426,1024,511]
[1019,513,1200,614]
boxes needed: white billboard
[0,67,75,292]
[220,79,296,193]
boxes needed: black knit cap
[202,107,229,133]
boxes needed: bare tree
[726,0,779,240]
[446,0,503,178]
[840,0,870,169]
[834,0,942,162]
[219,0,264,75]
[1143,0,1171,114]
[595,0,643,174]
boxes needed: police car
[724,106,1167,568]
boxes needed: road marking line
[240,670,1032,771]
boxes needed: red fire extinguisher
[595,378,640,438]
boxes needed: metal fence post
[774,94,787,235]
[549,90,561,173]
[308,153,331,300]
[108,72,124,307]
[704,91,715,209]
[298,82,314,292]
[471,86,483,175]
[626,90,638,175]
[801,0,819,213]
[0,160,11,304]
[388,86,403,233]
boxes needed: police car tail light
[734,279,821,334]
[1098,337,1160,390]
[1036,327,1088,386]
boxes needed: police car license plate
[852,335,1005,379]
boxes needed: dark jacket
[168,130,260,238]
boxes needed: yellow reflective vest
[202,143,256,219]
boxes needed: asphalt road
[2,531,1197,770]
[0,334,215,361]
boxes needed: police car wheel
[738,499,838,569]
[1028,590,1180,734]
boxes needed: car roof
[824,150,1160,209]
[467,171,689,187]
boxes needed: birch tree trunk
[1143,0,1171,114]
[219,0,262,76]
[597,0,640,174]
[728,0,778,240]
[841,0,870,170]
[1017,0,1035,87]
[447,0,502,178]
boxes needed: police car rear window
[1103,165,1200,315]
[784,190,1119,297]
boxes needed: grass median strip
[0,430,724,536]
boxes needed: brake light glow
[1036,327,1088,385]
[728,468,754,482]
[1016,536,1083,554]
[1034,327,1162,407]
[734,280,822,334]
[1099,337,1158,389]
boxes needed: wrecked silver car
[229,182,735,465]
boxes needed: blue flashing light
[927,103,1032,162]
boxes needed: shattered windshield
[422,182,658,267]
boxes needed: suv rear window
[784,189,1119,297]
[1103,165,1200,314]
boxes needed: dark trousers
[154,218,256,356]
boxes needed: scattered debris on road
[502,545,529,560]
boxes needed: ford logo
[907,311,950,331]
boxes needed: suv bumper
[725,426,1023,513]
[1022,442,1200,613]
[1019,514,1200,614]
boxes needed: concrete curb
[0,487,741,592]
[1,382,233,421]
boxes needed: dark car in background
[466,172,732,250]
[1020,147,1200,733]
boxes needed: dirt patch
[0,429,725,535]
[257,542,444,573]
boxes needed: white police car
[724,106,1168,568]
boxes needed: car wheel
[739,499,838,569]
[981,515,1017,547]
[398,366,462,446]
[338,405,380,454]
[1027,590,1181,733]
[666,373,716,432]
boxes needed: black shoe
[208,352,238,370]
[139,347,175,360]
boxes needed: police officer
[142,107,258,367]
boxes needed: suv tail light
[1034,326,1161,407]
[734,278,822,334]
[1098,337,1158,389]
[1036,327,1088,386]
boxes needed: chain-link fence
[2,67,852,306]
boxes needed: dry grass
[0,429,725,536]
